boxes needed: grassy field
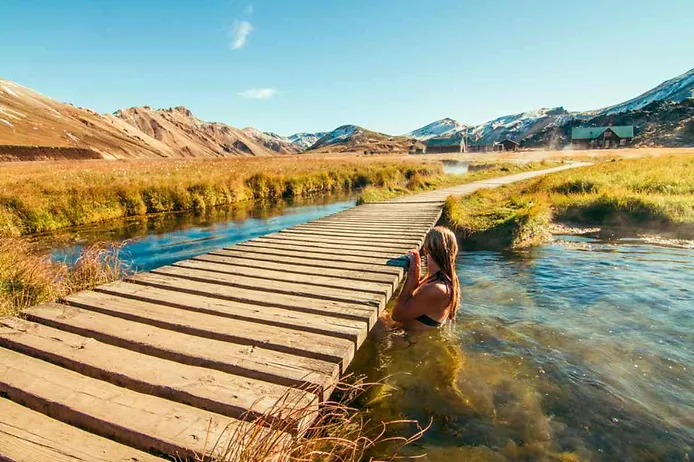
[357,161,553,203]
[444,154,694,249]
[0,155,455,236]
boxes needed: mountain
[591,68,694,117]
[114,106,298,157]
[406,118,468,140]
[408,67,694,148]
[308,125,420,153]
[240,127,300,154]
[288,132,328,150]
[0,78,170,160]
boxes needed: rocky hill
[308,125,420,153]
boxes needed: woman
[391,226,461,331]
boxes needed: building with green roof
[571,126,635,149]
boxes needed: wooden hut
[571,126,634,149]
[424,137,464,154]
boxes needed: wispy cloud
[243,4,254,15]
[238,88,277,99]
[230,20,254,50]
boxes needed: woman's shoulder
[416,279,450,299]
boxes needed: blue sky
[1,0,692,135]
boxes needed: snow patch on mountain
[288,132,328,150]
[311,125,361,149]
[406,118,468,140]
[592,68,694,117]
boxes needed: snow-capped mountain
[288,132,328,150]
[470,107,574,143]
[241,127,300,154]
[406,118,468,140]
[592,67,694,117]
[307,124,418,153]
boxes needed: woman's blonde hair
[423,226,460,320]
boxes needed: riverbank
[0,156,447,236]
[443,154,694,249]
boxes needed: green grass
[444,155,694,249]
[356,161,552,204]
[0,157,444,236]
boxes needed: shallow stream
[351,236,693,461]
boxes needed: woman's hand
[406,250,421,283]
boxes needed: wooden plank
[0,398,164,462]
[150,264,384,309]
[193,253,399,287]
[211,249,404,277]
[93,281,371,340]
[127,272,379,325]
[63,291,358,369]
[292,223,431,237]
[254,236,407,258]
[279,230,422,245]
[231,243,410,268]
[257,234,414,252]
[0,347,253,459]
[0,318,316,422]
[243,238,406,260]
[24,302,338,398]
[298,222,433,231]
[174,259,393,298]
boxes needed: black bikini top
[414,271,451,327]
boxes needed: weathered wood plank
[193,253,399,286]
[127,272,379,325]
[279,230,422,245]
[174,259,393,297]
[242,238,406,260]
[0,398,164,462]
[150,264,384,309]
[211,248,404,276]
[0,318,316,421]
[254,235,410,255]
[256,234,414,252]
[23,302,338,398]
[62,292,358,369]
[297,222,433,232]
[0,347,253,459]
[291,224,428,238]
[93,282,370,340]
[232,243,411,267]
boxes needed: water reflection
[350,236,694,461]
[38,193,356,271]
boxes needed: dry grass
[357,161,552,204]
[0,156,448,236]
[444,154,694,248]
[193,378,429,462]
[0,238,128,317]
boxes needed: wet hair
[423,226,461,320]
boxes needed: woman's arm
[392,250,430,323]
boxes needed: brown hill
[0,78,171,160]
[114,106,300,158]
[0,78,299,161]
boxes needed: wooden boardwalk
[0,164,585,461]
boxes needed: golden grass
[193,377,429,462]
[444,154,694,248]
[357,161,552,204]
[0,156,447,236]
[0,238,128,317]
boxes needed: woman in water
[391,226,461,331]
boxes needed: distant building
[424,137,464,154]
[468,140,492,153]
[571,126,635,149]
[493,139,520,152]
